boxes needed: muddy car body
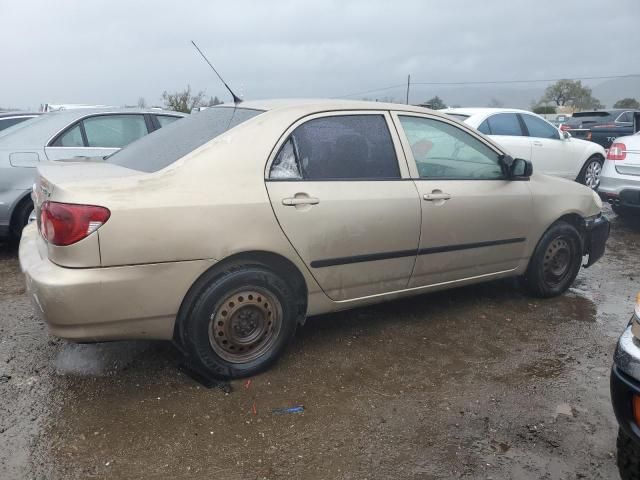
[19,99,609,378]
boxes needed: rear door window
[521,114,560,139]
[270,115,400,180]
[53,124,85,147]
[156,115,181,127]
[83,114,149,148]
[486,113,523,136]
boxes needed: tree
[207,96,223,107]
[423,96,446,110]
[540,79,603,110]
[161,85,206,113]
[137,97,147,108]
[613,98,640,109]
[487,98,503,108]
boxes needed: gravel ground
[0,208,638,479]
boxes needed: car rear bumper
[599,173,640,209]
[18,224,216,342]
[583,214,609,267]
[612,324,640,445]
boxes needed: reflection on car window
[54,124,84,147]
[399,116,503,180]
[83,115,148,148]
[486,113,522,136]
[521,114,559,139]
[617,112,633,123]
[109,107,262,173]
[270,115,400,180]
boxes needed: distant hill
[408,76,640,110]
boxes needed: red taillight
[40,201,110,246]
[607,143,627,161]
[585,132,592,140]
[560,124,571,131]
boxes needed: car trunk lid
[33,161,142,267]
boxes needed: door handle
[282,197,320,206]
[533,140,543,147]
[423,192,451,201]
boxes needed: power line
[335,73,640,99]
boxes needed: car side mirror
[510,158,532,179]
[562,131,571,140]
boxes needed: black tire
[576,155,603,190]
[9,197,34,244]
[179,263,298,379]
[522,221,583,298]
[618,428,640,480]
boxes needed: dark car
[562,109,639,149]
[0,112,41,132]
[611,293,640,479]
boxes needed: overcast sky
[1,0,639,109]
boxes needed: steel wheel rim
[209,288,282,364]
[543,237,572,286]
[584,161,602,189]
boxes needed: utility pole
[406,74,411,105]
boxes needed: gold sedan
[19,99,609,378]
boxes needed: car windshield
[108,106,264,172]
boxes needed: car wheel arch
[173,250,308,346]
[575,153,604,182]
[527,213,586,266]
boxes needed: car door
[478,112,532,161]
[392,113,533,288]
[265,111,421,301]
[45,113,150,161]
[520,113,575,179]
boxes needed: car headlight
[592,190,603,209]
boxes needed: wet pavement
[1,207,639,479]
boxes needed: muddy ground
[1,207,639,480]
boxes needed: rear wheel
[577,155,603,190]
[179,264,298,379]
[618,428,640,480]
[9,198,35,244]
[522,221,583,297]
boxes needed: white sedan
[442,108,606,189]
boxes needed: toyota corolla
[19,99,609,379]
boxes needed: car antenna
[191,40,243,104]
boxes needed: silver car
[0,108,185,240]
[599,133,640,218]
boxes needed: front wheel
[577,155,603,190]
[179,264,298,379]
[618,428,640,480]
[522,221,583,298]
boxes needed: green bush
[533,105,556,114]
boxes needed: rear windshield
[445,113,470,121]
[108,106,263,172]
[572,111,611,118]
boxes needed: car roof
[227,98,439,115]
[441,107,532,117]
[0,108,185,148]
